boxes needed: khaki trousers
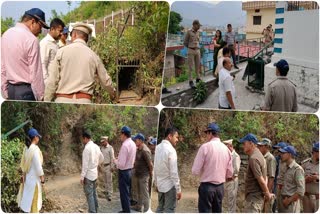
[302,195,319,213]
[278,196,301,213]
[55,96,91,104]
[187,48,201,80]
[224,177,239,213]
[244,192,264,213]
[137,175,150,212]
[103,165,113,197]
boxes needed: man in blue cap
[278,145,305,213]
[114,126,136,213]
[192,122,233,213]
[240,133,272,212]
[272,141,288,212]
[58,26,70,48]
[262,59,298,112]
[40,18,65,85]
[1,8,49,101]
[131,133,153,212]
[302,142,319,212]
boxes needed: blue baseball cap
[132,133,145,141]
[204,122,220,133]
[28,128,42,138]
[313,142,319,152]
[239,133,258,144]
[274,59,289,73]
[121,126,131,135]
[148,138,157,145]
[24,8,49,29]
[63,26,69,34]
[279,145,297,156]
[272,142,288,149]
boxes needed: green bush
[1,139,24,212]
[193,81,208,104]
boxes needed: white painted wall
[273,10,319,69]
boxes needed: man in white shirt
[154,127,182,213]
[223,139,241,213]
[218,58,236,109]
[40,18,65,85]
[80,131,104,213]
[214,47,231,77]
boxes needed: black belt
[200,182,223,187]
[104,163,110,166]
[9,82,31,86]
[189,47,199,50]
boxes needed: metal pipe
[2,120,32,140]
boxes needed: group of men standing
[153,123,319,213]
[1,8,115,103]
[183,19,298,112]
[80,126,155,213]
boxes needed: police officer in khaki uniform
[262,59,298,112]
[272,141,288,212]
[223,139,241,213]
[44,23,115,103]
[100,136,115,201]
[278,146,305,213]
[183,19,202,88]
[302,142,319,213]
[257,138,277,212]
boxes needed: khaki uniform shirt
[40,34,59,84]
[277,161,287,185]
[302,158,319,194]
[264,76,298,112]
[101,144,115,167]
[44,39,114,101]
[183,28,200,49]
[265,151,277,178]
[282,160,305,196]
[245,147,267,196]
[232,150,241,177]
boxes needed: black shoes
[196,78,201,83]
[234,65,239,69]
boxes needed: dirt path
[43,173,122,213]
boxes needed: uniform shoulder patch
[301,158,311,165]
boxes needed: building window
[255,9,260,13]
[253,16,261,25]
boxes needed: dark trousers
[156,186,177,213]
[228,44,237,66]
[119,169,132,213]
[83,178,98,213]
[8,83,36,101]
[198,182,224,213]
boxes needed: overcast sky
[1,1,79,23]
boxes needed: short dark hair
[82,131,91,139]
[50,18,65,29]
[227,24,232,28]
[121,131,131,138]
[205,130,219,136]
[278,67,289,76]
[222,47,230,56]
[165,127,179,138]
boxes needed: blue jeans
[119,169,132,213]
[83,178,98,213]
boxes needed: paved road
[197,62,316,113]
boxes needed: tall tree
[1,17,14,35]
[168,11,182,34]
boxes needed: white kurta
[19,144,44,212]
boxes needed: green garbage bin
[247,58,265,90]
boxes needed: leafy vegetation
[1,17,14,35]
[1,102,158,212]
[168,11,183,34]
[159,109,319,158]
[193,81,208,104]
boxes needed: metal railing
[1,120,32,140]
[287,1,319,11]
